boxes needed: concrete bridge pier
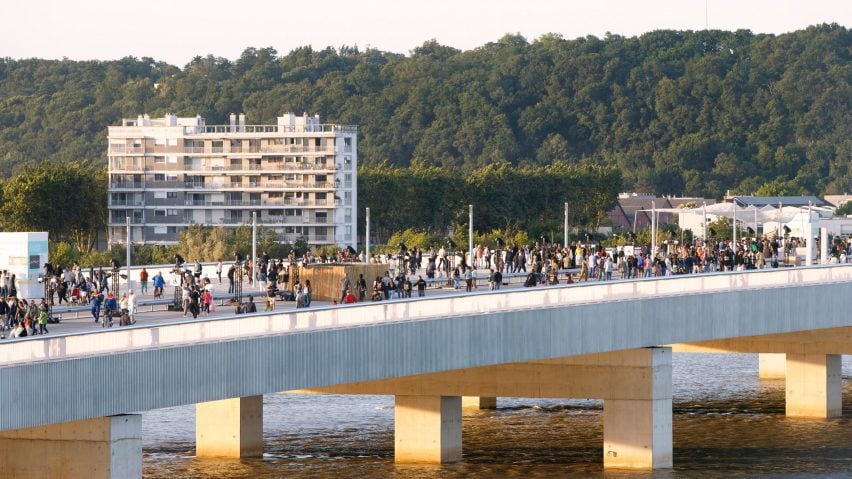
[785,353,842,418]
[462,396,497,410]
[395,395,462,463]
[601,347,673,470]
[0,414,142,479]
[196,395,263,458]
[758,353,786,379]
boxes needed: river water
[142,354,851,478]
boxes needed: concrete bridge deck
[1,264,850,477]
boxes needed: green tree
[0,162,106,253]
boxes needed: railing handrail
[2,264,851,365]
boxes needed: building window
[154,156,165,163]
[154,226,167,234]
[155,210,166,217]
[167,226,177,234]
[167,209,178,216]
[166,192,178,199]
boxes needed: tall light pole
[702,202,707,243]
[753,205,758,240]
[251,211,257,289]
[732,203,737,252]
[468,204,473,268]
[126,216,131,292]
[365,207,371,263]
[805,202,813,266]
[651,201,656,259]
[564,202,569,248]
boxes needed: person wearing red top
[343,289,358,304]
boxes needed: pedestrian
[90,292,102,323]
[37,299,49,335]
[340,275,351,304]
[303,280,312,307]
[139,267,149,294]
[416,276,427,297]
[127,290,137,324]
[357,274,367,302]
[152,272,165,299]
[182,285,191,316]
[227,264,235,295]
[216,261,223,284]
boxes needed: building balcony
[109,199,144,207]
[110,182,144,189]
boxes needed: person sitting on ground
[343,289,358,304]
[371,276,383,301]
[243,296,257,314]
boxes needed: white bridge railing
[2,264,851,366]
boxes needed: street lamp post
[125,216,131,293]
[468,204,474,268]
[564,202,569,249]
[252,211,257,290]
[651,201,656,259]
[365,207,371,264]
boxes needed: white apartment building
[107,113,357,247]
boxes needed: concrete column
[602,347,672,470]
[785,353,842,418]
[462,396,497,410]
[0,415,141,479]
[395,395,462,463]
[758,353,786,379]
[196,395,263,458]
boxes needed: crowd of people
[0,295,50,338]
[3,234,848,339]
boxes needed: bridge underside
[295,328,849,468]
[674,326,850,418]
[302,347,674,469]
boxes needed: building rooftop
[728,196,827,208]
[116,113,357,134]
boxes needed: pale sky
[1,0,849,66]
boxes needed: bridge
[1,264,850,477]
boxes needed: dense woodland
[0,25,848,251]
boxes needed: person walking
[152,272,165,299]
[340,275,351,304]
[90,291,102,323]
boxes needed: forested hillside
[0,24,848,199]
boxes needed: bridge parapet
[2,264,851,367]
